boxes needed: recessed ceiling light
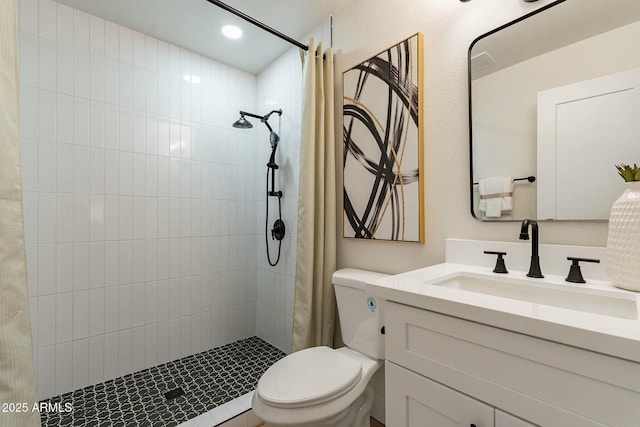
[222,25,242,39]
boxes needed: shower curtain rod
[206,0,309,51]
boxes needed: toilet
[252,269,388,426]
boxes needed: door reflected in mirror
[469,0,640,221]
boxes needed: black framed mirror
[469,0,640,221]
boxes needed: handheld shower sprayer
[232,109,285,266]
[261,111,282,151]
[269,131,280,148]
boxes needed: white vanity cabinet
[387,362,535,426]
[495,410,536,427]
[384,301,640,427]
[386,362,494,426]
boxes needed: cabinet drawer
[496,410,536,427]
[386,361,494,427]
[385,301,640,426]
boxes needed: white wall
[254,48,302,354]
[333,0,609,275]
[19,0,259,400]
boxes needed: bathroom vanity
[368,240,640,426]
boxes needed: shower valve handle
[271,220,286,241]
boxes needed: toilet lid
[257,346,362,408]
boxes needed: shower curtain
[0,0,39,425]
[292,38,337,352]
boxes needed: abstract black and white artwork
[343,33,424,243]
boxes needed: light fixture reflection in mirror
[469,0,640,222]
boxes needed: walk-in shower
[233,109,285,266]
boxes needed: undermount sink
[429,272,637,320]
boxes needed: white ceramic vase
[607,181,640,292]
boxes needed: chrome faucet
[519,219,544,278]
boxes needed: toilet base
[254,382,375,427]
[338,382,375,427]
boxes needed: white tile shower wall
[19,0,259,400]
[253,21,332,354]
[254,47,303,354]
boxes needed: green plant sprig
[616,163,640,182]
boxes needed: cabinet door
[495,410,537,427]
[386,362,494,427]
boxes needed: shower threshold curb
[178,390,254,427]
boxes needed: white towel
[479,176,514,218]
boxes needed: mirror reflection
[470,0,640,221]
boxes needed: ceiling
[54,0,350,74]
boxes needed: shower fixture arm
[267,146,278,170]
[238,111,264,121]
[263,109,283,121]
[263,110,282,139]
[238,109,282,126]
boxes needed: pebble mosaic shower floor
[39,337,285,427]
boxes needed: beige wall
[333,0,608,274]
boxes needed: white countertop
[367,262,640,363]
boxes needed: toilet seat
[257,346,362,409]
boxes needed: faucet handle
[484,251,508,274]
[565,257,600,283]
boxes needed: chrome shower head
[232,114,253,129]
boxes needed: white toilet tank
[332,268,389,360]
